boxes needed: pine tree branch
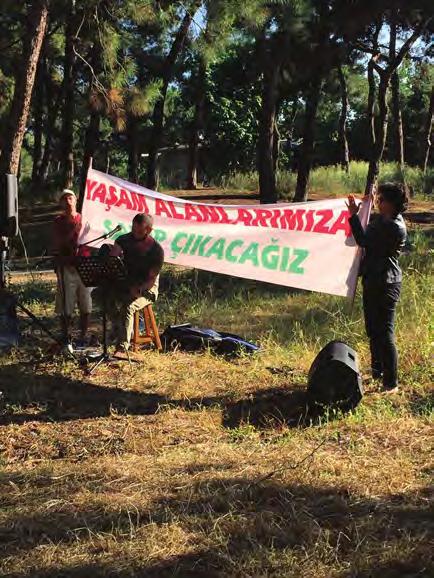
[387,18,432,76]
[372,60,385,77]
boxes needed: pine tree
[0,0,48,176]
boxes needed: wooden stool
[132,304,162,352]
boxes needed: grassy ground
[0,202,433,577]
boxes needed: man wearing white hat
[52,189,92,344]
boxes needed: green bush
[217,162,433,199]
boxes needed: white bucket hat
[58,188,77,202]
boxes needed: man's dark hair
[378,182,409,215]
[133,213,153,226]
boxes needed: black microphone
[79,224,123,248]
[105,224,122,238]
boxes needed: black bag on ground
[161,323,259,356]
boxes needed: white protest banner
[79,168,370,297]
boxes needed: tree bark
[390,71,404,170]
[186,59,206,190]
[60,0,76,189]
[365,74,389,195]
[37,73,62,183]
[389,13,405,172]
[364,23,424,195]
[258,62,281,204]
[287,98,299,172]
[31,56,45,183]
[146,3,199,190]
[367,58,377,152]
[421,86,433,174]
[0,0,48,176]
[79,40,103,203]
[79,109,100,203]
[128,116,139,184]
[293,76,323,202]
[272,111,281,173]
[366,26,381,160]
[337,64,350,172]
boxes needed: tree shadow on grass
[0,362,167,425]
[223,386,316,429]
[1,474,432,577]
[0,360,347,430]
[0,361,337,432]
[408,389,434,418]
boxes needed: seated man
[106,213,164,353]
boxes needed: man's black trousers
[362,282,401,389]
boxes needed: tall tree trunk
[287,98,299,172]
[37,75,62,183]
[337,64,350,173]
[146,4,199,190]
[272,109,281,173]
[79,40,103,203]
[79,109,100,205]
[0,0,48,176]
[366,25,381,163]
[103,138,110,173]
[389,13,405,172]
[421,86,433,175]
[186,59,206,190]
[364,21,424,195]
[60,0,76,189]
[365,74,389,196]
[367,58,377,152]
[390,72,404,171]
[293,76,323,202]
[258,61,281,204]
[31,56,45,183]
[128,116,139,184]
[287,98,298,142]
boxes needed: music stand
[76,256,126,374]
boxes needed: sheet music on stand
[75,256,127,373]
[75,256,126,288]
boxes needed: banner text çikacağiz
[79,168,370,297]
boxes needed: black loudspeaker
[0,174,19,237]
[307,340,363,412]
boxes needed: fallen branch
[252,438,328,485]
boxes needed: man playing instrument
[106,213,164,353]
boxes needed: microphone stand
[40,225,121,349]
[78,225,122,251]
[75,225,125,374]
[31,226,122,269]
[0,226,123,357]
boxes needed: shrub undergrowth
[217,161,433,198]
